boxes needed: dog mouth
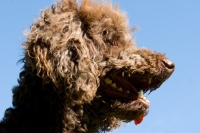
[99,70,168,109]
[98,58,174,121]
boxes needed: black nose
[162,59,175,70]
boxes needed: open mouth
[99,70,166,108]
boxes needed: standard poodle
[0,0,175,133]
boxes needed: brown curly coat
[0,0,174,133]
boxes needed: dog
[0,0,174,132]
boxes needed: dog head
[23,0,174,130]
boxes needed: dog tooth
[148,78,152,84]
[118,87,123,92]
[111,83,117,88]
[138,90,143,98]
[104,78,112,84]
[142,97,147,100]
[122,72,124,77]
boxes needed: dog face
[78,0,174,123]
[24,0,174,128]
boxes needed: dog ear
[24,0,100,104]
[23,0,80,83]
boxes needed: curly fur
[0,0,174,133]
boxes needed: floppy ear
[24,0,100,104]
[23,0,79,82]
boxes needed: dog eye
[102,30,108,36]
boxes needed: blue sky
[0,0,200,133]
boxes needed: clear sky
[0,0,200,133]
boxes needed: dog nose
[162,59,175,70]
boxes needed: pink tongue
[134,117,144,125]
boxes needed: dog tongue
[134,90,144,125]
[134,117,144,125]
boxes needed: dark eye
[102,30,108,36]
